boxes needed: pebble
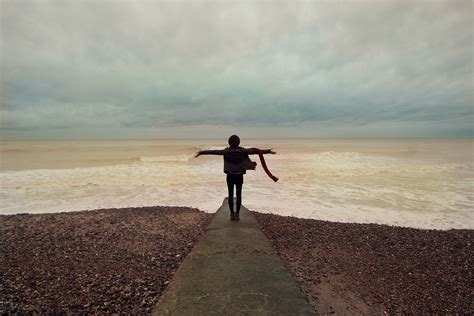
[253,211,473,314]
[0,206,212,314]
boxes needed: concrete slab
[153,198,316,315]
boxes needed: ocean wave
[193,145,226,151]
[137,155,192,163]
[272,151,471,174]
[1,147,472,229]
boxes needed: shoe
[235,212,240,221]
[230,212,236,221]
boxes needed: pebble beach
[0,207,211,314]
[253,212,473,314]
[1,207,472,314]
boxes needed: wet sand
[253,212,473,314]
[0,207,212,314]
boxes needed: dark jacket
[199,147,271,175]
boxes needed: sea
[0,138,472,230]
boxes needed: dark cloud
[1,0,472,138]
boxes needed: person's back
[222,146,258,175]
[194,135,276,221]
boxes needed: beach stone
[253,211,474,314]
[0,206,212,314]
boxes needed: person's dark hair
[228,135,240,148]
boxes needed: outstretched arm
[243,147,276,155]
[194,149,226,158]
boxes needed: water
[1,139,473,229]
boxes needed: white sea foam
[0,139,473,229]
[138,155,192,163]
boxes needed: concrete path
[153,198,316,315]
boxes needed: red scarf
[257,149,279,182]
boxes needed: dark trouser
[226,173,243,214]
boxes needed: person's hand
[269,148,276,154]
[194,152,201,158]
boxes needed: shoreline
[249,207,474,231]
[0,212,474,232]
[2,206,472,231]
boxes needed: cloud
[0,0,472,138]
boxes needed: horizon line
[1,136,473,141]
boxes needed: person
[194,135,276,221]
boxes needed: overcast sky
[1,0,472,139]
